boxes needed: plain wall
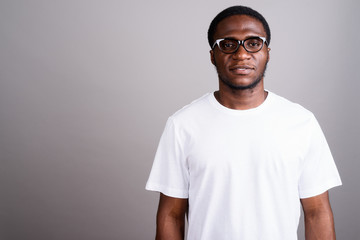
[0,0,359,239]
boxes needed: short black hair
[207,6,271,47]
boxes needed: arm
[300,191,336,240]
[155,193,188,240]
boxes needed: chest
[186,117,308,179]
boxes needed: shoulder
[269,91,315,119]
[267,91,320,131]
[169,93,213,121]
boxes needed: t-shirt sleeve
[145,117,189,198]
[298,115,342,199]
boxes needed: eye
[249,42,260,47]
[219,39,238,50]
[224,43,234,48]
[245,38,263,49]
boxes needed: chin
[222,77,262,90]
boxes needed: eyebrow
[223,35,263,41]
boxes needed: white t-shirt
[146,91,341,240]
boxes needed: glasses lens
[219,39,238,53]
[244,37,264,53]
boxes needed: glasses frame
[212,36,268,54]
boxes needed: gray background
[0,0,359,239]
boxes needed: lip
[229,65,254,75]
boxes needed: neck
[215,81,267,110]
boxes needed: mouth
[229,65,254,75]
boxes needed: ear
[210,50,216,66]
[266,47,271,63]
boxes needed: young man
[146,6,341,240]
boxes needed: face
[210,15,270,90]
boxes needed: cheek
[215,55,231,68]
[256,53,269,68]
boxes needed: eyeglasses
[212,36,268,54]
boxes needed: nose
[232,43,251,60]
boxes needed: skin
[210,15,270,110]
[155,14,337,240]
[301,191,336,240]
[155,193,188,240]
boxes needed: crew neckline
[208,90,273,115]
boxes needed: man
[146,5,341,240]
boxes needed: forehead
[214,15,266,39]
